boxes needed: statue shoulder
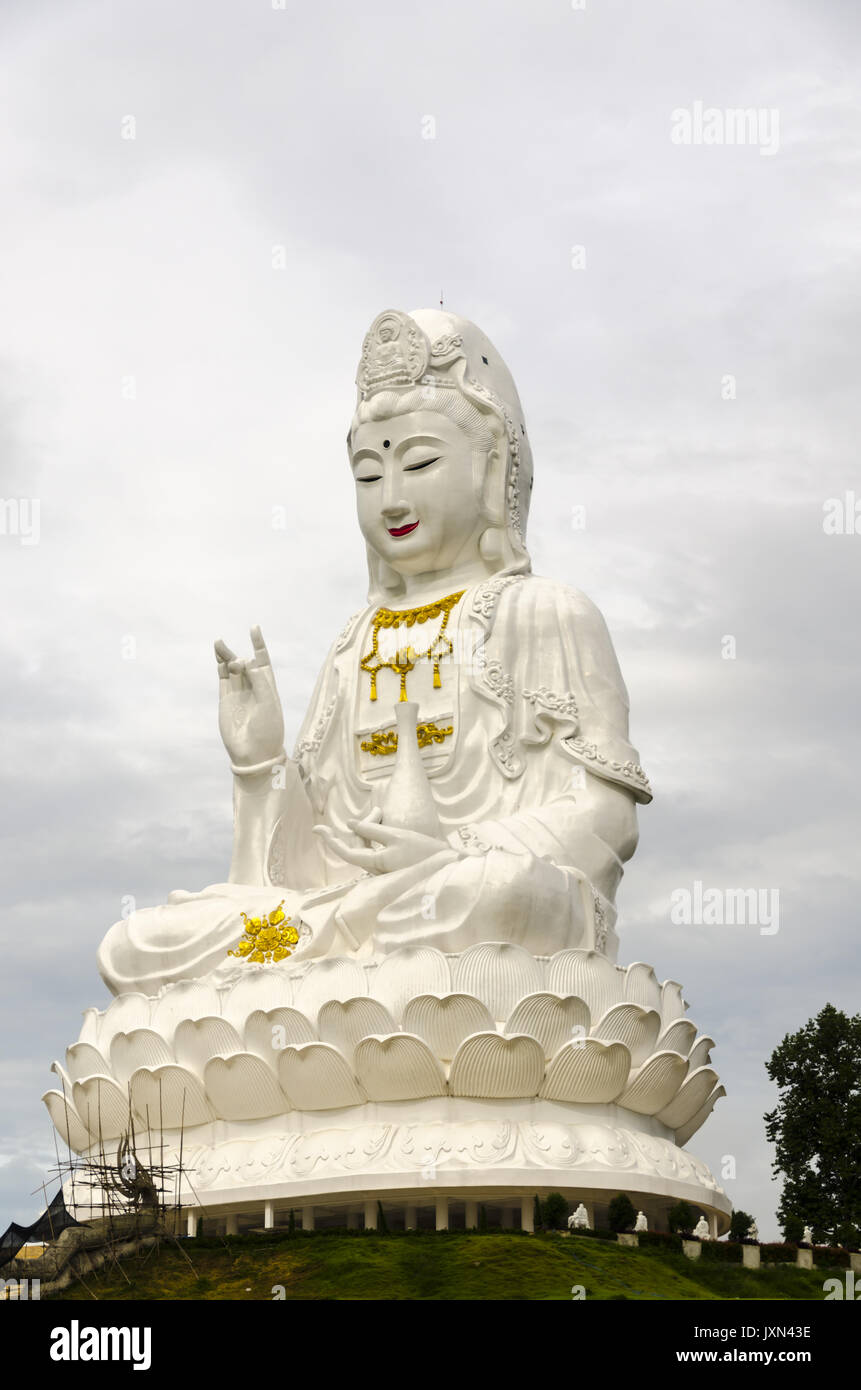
[334,605,371,654]
[489,573,631,720]
[492,573,615,643]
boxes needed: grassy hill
[49,1230,838,1301]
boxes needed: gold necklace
[360,590,465,702]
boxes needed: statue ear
[479,446,506,525]
[479,526,505,566]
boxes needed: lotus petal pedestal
[44,943,730,1233]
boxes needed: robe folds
[97,572,651,996]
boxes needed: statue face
[350,410,487,580]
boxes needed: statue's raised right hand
[215,626,286,770]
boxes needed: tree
[781,1213,803,1245]
[729,1209,754,1242]
[542,1193,569,1231]
[608,1194,636,1233]
[668,1201,695,1235]
[532,1195,544,1231]
[764,1004,861,1244]
[834,1221,861,1251]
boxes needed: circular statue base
[126,1098,729,1234]
[45,943,729,1235]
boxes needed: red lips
[388,521,420,537]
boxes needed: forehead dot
[383,439,391,449]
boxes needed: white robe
[97,573,651,995]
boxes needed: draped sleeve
[500,576,652,805]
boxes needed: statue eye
[404,456,440,473]
[356,474,382,483]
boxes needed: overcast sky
[1,0,859,1243]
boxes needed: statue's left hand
[314,806,451,875]
[215,625,285,769]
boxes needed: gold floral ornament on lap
[228,900,301,964]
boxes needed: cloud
[1,0,859,1243]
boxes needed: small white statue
[568,1203,591,1231]
[634,1211,648,1232]
[693,1215,710,1241]
[748,1220,759,1243]
[802,1225,813,1246]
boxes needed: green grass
[49,1230,840,1301]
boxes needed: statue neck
[382,557,490,607]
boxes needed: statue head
[349,308,533,602]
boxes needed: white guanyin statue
[98,306,648,992]
[45,309,730,1236]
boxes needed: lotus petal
[618,1051,689,1115]
[373,948,450,1023]
[174,1017,244,1076]
[150,981,222,1044]
[354,1034,446,1101]
[317,998,397,1061]
[50,1060,75,1095]
[97,994,152,1054]
[78,1008,101,1048]
[675,1084,726,1147]
[403,994,494,1061]
[660,979,686,1026]
[72,1075,130,1140]
[292,958,369,1021]
[244,1007,317,1064]
[687,1035,715,1071]
[453,943,542,1022]
[130,1065,212,1129]
[591,1003,662,1067]
[657,1065,720,1130]
[449,1033,545,1098]
[222,969,294,1029]
[278,1042,365,1110]
[546,951,624,1022]
[110,1029,174,1086]
[657,1019,698,1056]
[65,1043,110,1083]
[624,962,662,1012]
[42,1091,92,1153]
[204,1054,289,1120]
[504,993,591,1059]
[540,1038,630,1103]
